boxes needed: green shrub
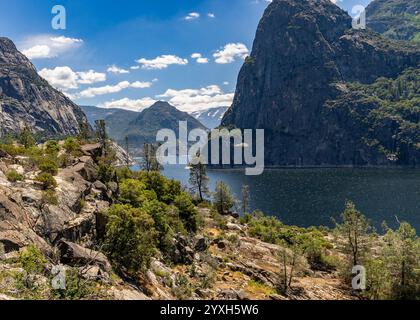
[51,267,98,300]
[14,245,47,298]
[36,172,57,190]
[38,157,58,175]
[44,140,60,155]
[63,137,82,156]
[42,189,58,205]
[119,179,155,207]
[18,128,36,148]
[174,193,199,233]
[6,169,24,182]
[103,204,158,274]
[57,153,73,168]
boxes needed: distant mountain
[190,107,228,129]
[80,105,128,127]
[222,0,420,166]
[0,37,90,139]
[102,101,207,149]
[367,0,420,42]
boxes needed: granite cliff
[0,37,90,139]
[222,0,420,166]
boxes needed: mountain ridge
[0,37,90,139]
[222,0,420,166]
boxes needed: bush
[14,245,47,297]
[119,179,155,207]
[38,157,58,175]
[174,193,199,233]
[36,172,57,190]
[63,137,82,156]
[44,140,60,155]
[103,204,158,274]
[42,189,58,205]
[18,128,36,148]
[57,153,73,168]
[6,169,24,182]
[51,267,98,300]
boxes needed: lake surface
[133,164,420,232]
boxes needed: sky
[0,0,373,113]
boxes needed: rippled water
[132,164,420,231]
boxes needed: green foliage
[13,245,47,298]
[36,172,57,190]
[18,245,47,275]
[18,127,36,148]
[328,68,420,164]
[334,201,372,267]
[213,181,236,215]
[382,222,419,300]
[116,166,134,181]
[51,268,98,300]
[103,204,158,274]
[6,169,24,182]
[38,157,59,175]
[119,179,155,207]
[0,142,25,158]
[44,140,60,155]
[174,192,199,233]
[189,152,209,201]
[42,189,58,205]
[63,137,82,156]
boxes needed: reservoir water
[132,164,420,231]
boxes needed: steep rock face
[0,37,89,138]
[366,0,420,41]
[222,0,420,166]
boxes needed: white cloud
[107,65,130,74]
[136,55,188,70]
[130,65,140,70]
[76,70,106,84]
[79,81,152,98]
[213,43,249,64]
[223,81,230,86]
[185,12,200,21]
[191,53,209,64]
[22,45,51,59]
[20,35,83,59]
[38,66,106,91]
[157,85,234,112]
[208,13,216,18]
[98,97,156,112]
[38,66,79,90]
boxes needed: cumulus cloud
[76,70,107,84]
[191,53,209,64]
[38,66,106,91]
[157,85,234,112]
[21,35,83,59]
[98,97,156,112]
[79,81,152,98]
[213,43,249,64]
[39,66,79,91]
[208,13,216,18]
[136,55,188,70]
[185,12,200,21]
[107,65,130,74]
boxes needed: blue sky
[0,0,373,113]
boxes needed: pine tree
[213,181,235,215]
[241,185,250,214]
[189,152,209,201]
